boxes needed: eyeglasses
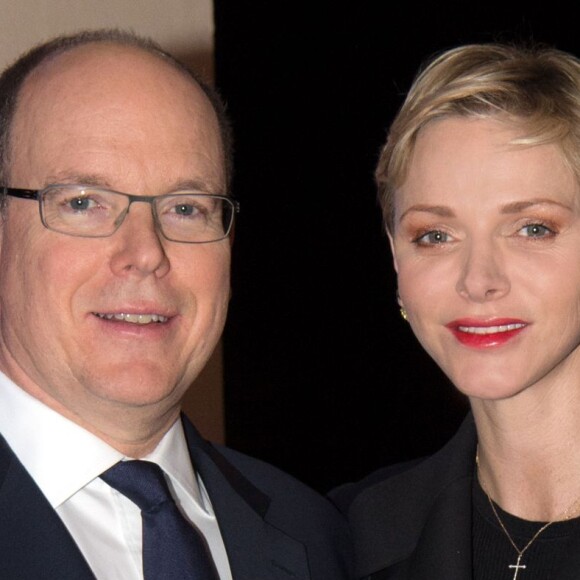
[1,184,240,244]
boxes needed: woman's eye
[518,223,555,238]
[414,230,450,245]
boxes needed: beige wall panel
[0,0,225,443]
[0,0,214,78]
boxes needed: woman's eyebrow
[398,204,455,224]
[500,199,573,214]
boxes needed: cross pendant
[509,554,526,580]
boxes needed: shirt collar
[0,371,205,511]
[143,418,207,511]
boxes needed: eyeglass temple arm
[1,188,40,200]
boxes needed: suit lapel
[182,418,311,580]
[0,435,95,579]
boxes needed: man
[0,30,351,579]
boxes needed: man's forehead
[12,41,219,139]
[7,42,225,192]
[22,42,202,98]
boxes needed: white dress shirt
[0,371,232,579]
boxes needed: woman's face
[390,116,580,401]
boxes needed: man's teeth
[96,313,168,324]
[458,323,525,335]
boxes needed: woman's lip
[445,318,529,348]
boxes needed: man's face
[0,44,231,440]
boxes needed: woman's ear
[387,230,399,274]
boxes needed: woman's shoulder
[329,413,476,515]
[329,457,425,514]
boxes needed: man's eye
[59,196,102,212]
[68,197,95,211]
[414,230,449,245]
[173,204,198,217]
[518,223,555,238]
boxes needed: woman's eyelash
[412,229,450,245]
[516,221,558,238]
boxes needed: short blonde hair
[377,43,580,231]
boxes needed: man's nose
[108,202,170,278]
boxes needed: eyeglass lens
[39,186,234,243]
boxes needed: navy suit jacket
[0,415,352,579]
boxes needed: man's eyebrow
[44,174,221,194]
[500,198,573,214]
[45,173,112,188]
[171,179,220,193]
[398,205,455,223]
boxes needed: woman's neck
[472,383,580,521]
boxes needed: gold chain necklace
[475,452,580,580]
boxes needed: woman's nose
[456,239,510,302]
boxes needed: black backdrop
[214,2,580,493]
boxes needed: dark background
[214,2,580,493]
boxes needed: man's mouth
[94,313,169,325]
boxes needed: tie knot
[101,460,172,512]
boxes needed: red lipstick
[446,318,528,348]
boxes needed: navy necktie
[101,460,219,579]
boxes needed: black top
[473,477,580,579]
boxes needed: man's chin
[80,366,187,410]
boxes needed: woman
[333,44,580,579]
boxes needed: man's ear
[0,215,4,257]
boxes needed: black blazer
[0,415,353,579]
[331,414,580,579]
[330,415,475,579]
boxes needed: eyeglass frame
[1,184,240,244]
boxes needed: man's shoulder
[203,442,354,579]
[212,444,303,486]
[182,416,346,518]
[214,443,348,520]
